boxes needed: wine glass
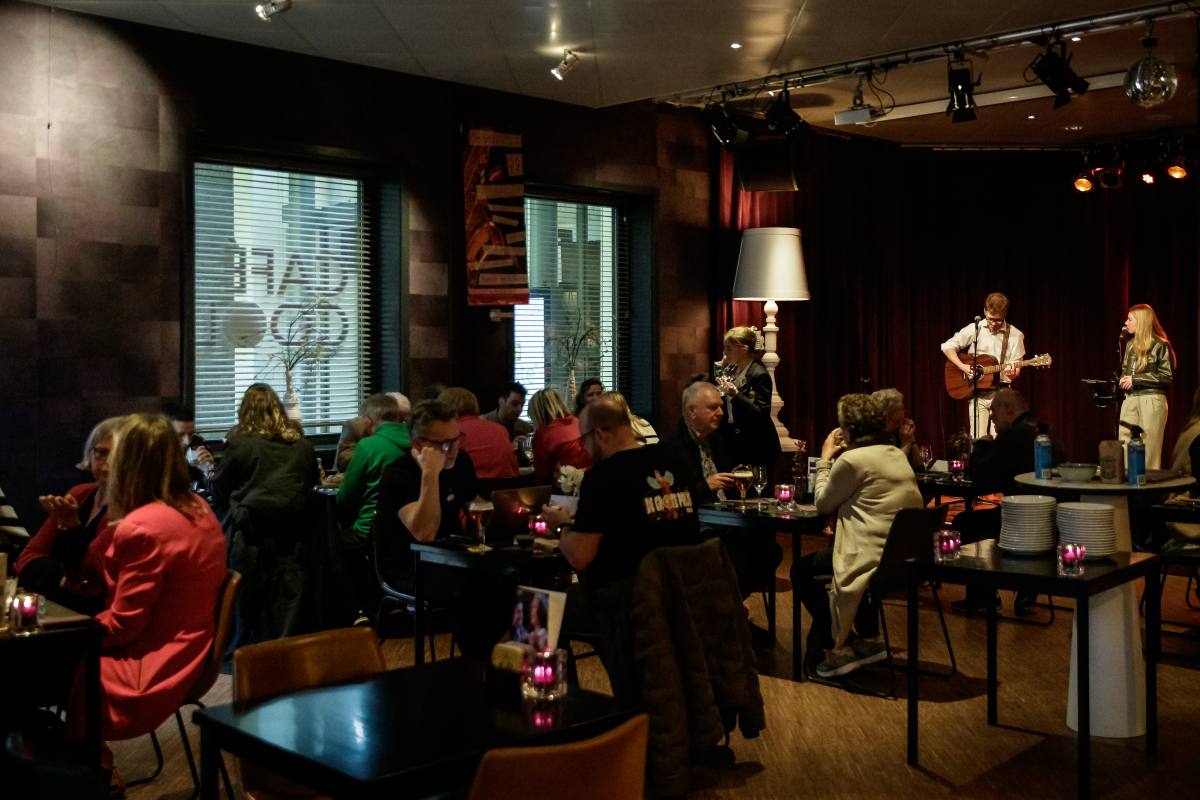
[752,466,768,508]
[731,464,753,503]
[918,445,935,473]
[467,498,494,553]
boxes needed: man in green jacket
[338,393,412,539]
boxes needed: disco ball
[1124,55,1178,108]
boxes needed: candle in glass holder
[529,515,549,536]
[949,459,964,473]
[774,483,794,509]
[10,592,41,636]
[521,648,566,702]
[1058,543,1086,575]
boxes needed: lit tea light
[774,484,793,503]
[949,459,964,473]
[529,515,549,536]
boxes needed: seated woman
[210,383,318,645]
[16,417,121,614]
[93,413,226,741]
[529,387,591,483]
[792,393,922,679]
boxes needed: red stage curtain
[712,134,1199,463]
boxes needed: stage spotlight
[1073,170,1095,192]
[946,57,979,123]
[1165,154,1189,180]
[551,50,579,80]
[1097,162,1124,189]
[703,103,750,149]
[1028,37,1089,109]
[1139,170,1156,185]
[763,88,805,136]
[255,0,291,21]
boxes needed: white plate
[1003,495,1058,505]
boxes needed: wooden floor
[116,537,1200,799]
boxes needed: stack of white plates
[999,495,1057,553]
[1056,502,1116,559]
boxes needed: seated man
[162,400,215,488]
[662,379,780,644]
[483,382,533,446]
[338,393,411,541]
[542,392,702,700]
[871,388,923,472]
[438,387,518,479]
[337,392,411,472]
[375,400,509,656]
[952,388,1065,612]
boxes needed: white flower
[557,465,586,496]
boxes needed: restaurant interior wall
[713,131,1200,464]
[0,0,713,516]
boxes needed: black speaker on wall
[736,137,801,192]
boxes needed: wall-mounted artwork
[463,128,528,305]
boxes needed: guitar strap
[999,326,1011,385]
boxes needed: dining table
[194,657,636,799]
[698,501,823,681]
[906,541,1160,800]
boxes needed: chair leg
[124,729,165,787]
[930,584,957,677]
[879,600,896,699]
[175,709,202,798]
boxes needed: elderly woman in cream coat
[796,393,922,679]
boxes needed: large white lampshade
[730,226,810,454]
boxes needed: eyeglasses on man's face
[416,433,465,453]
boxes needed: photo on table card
[510,585,565,651]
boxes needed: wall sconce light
[551,50,579,81]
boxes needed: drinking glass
[752,466,768,508]
[521,648,567,702]
[467,499,494,553]
[918,445,934,472]
[731,464,753,503]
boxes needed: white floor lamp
[731,227,810,453]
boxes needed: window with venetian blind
[192,162,371,434]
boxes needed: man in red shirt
[438,387,518,479]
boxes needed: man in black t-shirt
[543,392,700,698]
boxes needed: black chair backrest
[870,505,949,597]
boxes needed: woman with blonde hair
[210,382,317,644]
[528,387,591,482]
[713,325,781,468]
[92,413,226,740]
[1119,304,1176,469]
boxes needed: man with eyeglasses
[376,400,512,656]
[940,292,1026,438]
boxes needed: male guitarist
[941,292,1025,438]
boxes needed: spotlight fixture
[1124,24,1178,108]
[1073,170,1095,192]
[946,56,980,123]
[1165,153,1189,180]
[1097,161,1124,189]
[1027,37,1089,109]
[1139,170,1156,185]
[551,49,579,80]
[703,103,750,149]
[763,88,805,136]
[254,0,291,21]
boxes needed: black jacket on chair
[714,361,782,468]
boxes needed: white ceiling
[26,0,1199,143]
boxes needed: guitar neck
[977,358,1034,375]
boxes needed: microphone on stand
[1118,326,1130,338]
[975,315,983,327]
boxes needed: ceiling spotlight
[1165,153,1189,180]
[1073,170,1095,192]
[1124,25,1178,108]
[1027,37,1089,109]
[254,0,291,21]
[703,103,750,149]
[946,57,980,123]
[551,50,579,81]
[730,42,743,49]
[1140,170,1156,185]
[1097,162,1124,189]
[763,88,805,136]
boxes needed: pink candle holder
[529,515,549,537]
[521,648,566,702]
[8,592,42,637]
[1058,543,1086,576]
[774,483,795,510]
[933,529,962,562]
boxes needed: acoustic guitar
[944,351,1053,399]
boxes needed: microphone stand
[971,317,982,439]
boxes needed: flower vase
[567,368,577,401]
[284,371,302,424]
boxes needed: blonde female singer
[1119,304,1176,469]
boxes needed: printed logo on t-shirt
[643,470,694,520]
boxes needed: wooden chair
[233,627,387,799]
[128,569,241,799]
[466,714,649,800]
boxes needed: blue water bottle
[1127,434,1146,487]
[1034,434,1053,480]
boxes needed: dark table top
[0,598,104,643]
[698,501,821,532]
[412,537,566,569]
[911,540,1159,597]
[194,658,635,798]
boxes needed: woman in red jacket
[96,413,226,740]
[529,387,592,483]
[16,417,121,613]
